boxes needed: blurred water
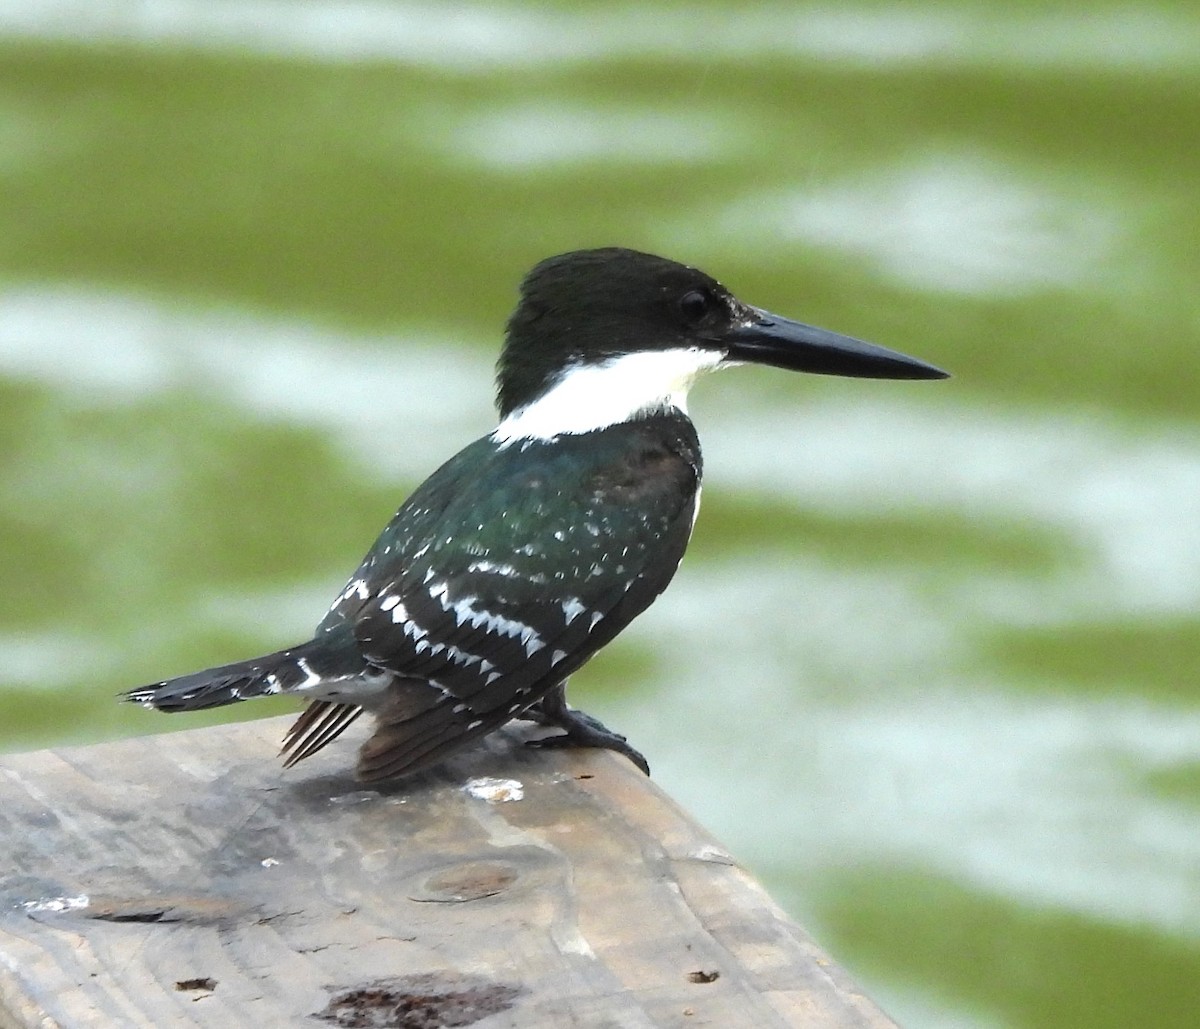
[1,3,1198,1026]
[5,2,1200,73]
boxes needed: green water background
[1,3,1198,1026]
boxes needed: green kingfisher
[125,248,947,781]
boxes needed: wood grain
[0,717,896,1027]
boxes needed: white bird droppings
[21,894,90,914]
[462,777,525,803]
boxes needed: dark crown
[495,248,744,417]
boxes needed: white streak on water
[0,286,492,476]
[703,395,1200,620]
[441,104,739,169]
[696,156,1122,295]
[0,3,1195,75]
[609,553,1200,942]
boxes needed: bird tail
[122,642,328,712]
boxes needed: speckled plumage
[303,415,698,779]
[125,247,946,780]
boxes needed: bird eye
[679,289,711,322]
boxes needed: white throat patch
[492,347,725,445]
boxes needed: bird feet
[523,685,650,775]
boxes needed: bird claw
[526,723,650,776]
[523,682,650,775]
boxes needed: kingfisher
[125,248,947,781]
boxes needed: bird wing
[337,419,701,780]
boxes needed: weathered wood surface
[0,717,895,1028]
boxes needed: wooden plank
[0,717,895,1028]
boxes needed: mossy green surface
[811,863,1200,1029]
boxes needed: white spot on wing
[295,657,321,688]
[467,559,523,578]
[432,589,546,656]
[560,597,586,624]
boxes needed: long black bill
[726,307,948,380]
